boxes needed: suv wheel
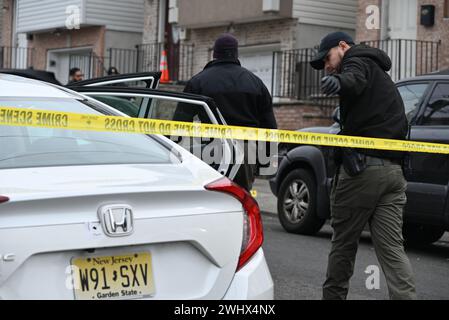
[403,223,446,246]
[277,169,325,235]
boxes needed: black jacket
[183,59,277,129]
[334,45,408,160]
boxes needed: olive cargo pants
[323,160,417,300]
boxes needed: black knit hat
[213,34,239,60]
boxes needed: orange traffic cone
[160,50,170,84]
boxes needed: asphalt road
[253,179,449,300]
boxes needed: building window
[445,0,449,18]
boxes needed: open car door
[67,72,161,89]
[73,86,241,179]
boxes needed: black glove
[321,76,341,96]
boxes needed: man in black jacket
[182,34,277,191]
[310,32,416,300]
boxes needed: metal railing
[272,47,337,107]
[168,43,195,83]
[0,46,35,69]
[137,43,164,74]
[273,39,441,104]
[107,43,194,82]
[361,39,440,81]
[69,52,108,80]
[138,43,195,82]
[67,43,195,83]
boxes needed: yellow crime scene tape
[1,106,449,155]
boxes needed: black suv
[270,74,449,245]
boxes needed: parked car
[1,70,254,180]
[0,74,273,299]
[67,72,279,179]
[270,74,449,245]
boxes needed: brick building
[1,0,146,84]
[0,0,31,69]
[143,0,357,129]
[356,0,446,78]
[144,0,357,93]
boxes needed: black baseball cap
[310,32,355,70]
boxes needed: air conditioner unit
[263,0,280,12]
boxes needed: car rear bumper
[222,248,274,300]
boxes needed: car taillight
[0,196,9,204]
[205,177,263,271]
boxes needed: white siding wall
[293,0,357,29]
[16,0,144,33]
[85,0,144,33]
[17,0,83,33]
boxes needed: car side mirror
[332,107,341,124]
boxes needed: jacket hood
[344,44,392,72]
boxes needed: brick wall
[142,0,160,44]
[273,103,333,130]
[355,0,381,42]
[355,0,447,73]
[417,0,449,70]
[184,18,298,75]
[1,0,13,47]
[0,0,3,45]
[29,26,106,70]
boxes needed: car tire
[277,168,325,235]
[403,223,446,246]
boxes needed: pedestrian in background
[67,67,84,85]
[310,32,416,300]
[107,67,120,76]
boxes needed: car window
[422,83,449,126]
[88,94,213,124]
[148,98,213,124]
[0,98,178,170]
[82,78,154,88]
[80,92,226,170]
[144,97,224,171]
[91,95,143,117]
[397,83,429,121]
[97,80,150,88]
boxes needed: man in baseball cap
[310,31,355,70]
[310,32,417,300]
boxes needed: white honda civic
[0,74,273,300]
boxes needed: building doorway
[47,47,93,85]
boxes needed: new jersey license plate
[71,252,155,300]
